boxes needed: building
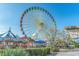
[0,28,34,48]
[0,28,47,48]
[0,28,18,48]
[33,40,46,47]
[65,26,79,43]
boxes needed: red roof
[20,36,28,40]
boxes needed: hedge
[0,47,51,56]
[26,47,50,56]
[0,48,29,56]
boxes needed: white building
[65,26,79,43]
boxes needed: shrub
[26,47,50,56]
[75,44,79,48]
[0,47,50,56]
[0,48,29,56]
[51,47,59,52]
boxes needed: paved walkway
[48,48,79,56]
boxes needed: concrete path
[48,48,79,56]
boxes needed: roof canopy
[65,26,79,30]
[35,40,46,43]
[0,28,17,41]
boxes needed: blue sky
[0,3,79,36]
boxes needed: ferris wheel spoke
[24,30,32,34]
[23,28,35,33]
[23,27,36,33]
[22,21,35,26]
[25,31,35,37]
[23,24,35,28]
[23,26,36,31]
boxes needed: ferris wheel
[20,7,56,44]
